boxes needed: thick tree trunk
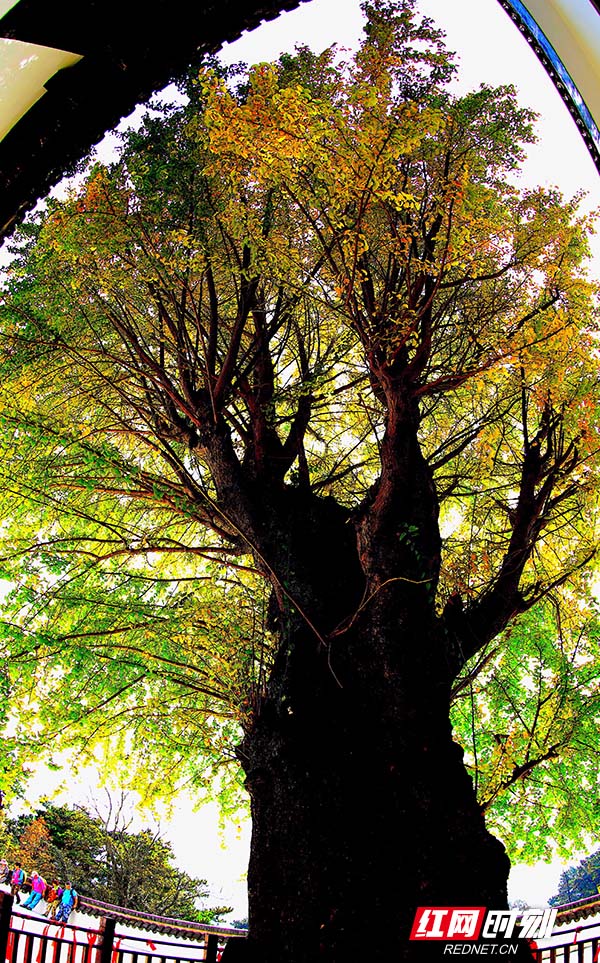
[213,395,532,961]
[229,485,520,963]
[238,618,511,962]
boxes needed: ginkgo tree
[0,1,600,959]
[451,602,600,862]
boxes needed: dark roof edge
[0,0,305,245]
[555,895,600,924]
[79,895,247,941]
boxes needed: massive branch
[443,397,588,674]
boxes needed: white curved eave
[521,0,600,132]
[0,0,20,17]
[498,0,600,165]
[0,0,82,143]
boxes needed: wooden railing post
[204,934,218,963]
[97,916,116,963]
[0,891,13,963]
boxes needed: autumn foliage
[0,1,599,958]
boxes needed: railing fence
[535,918,600,963]
[8,890,600,963]
[0,893,242,963]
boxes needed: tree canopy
[0,0,599,926]
[0,799,231,921]
[549,848,600,906]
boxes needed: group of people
[0,859,79,923]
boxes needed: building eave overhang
[0,0,302,244]
[554,897,600,924]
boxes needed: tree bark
[202,382,541,962]
[240,631,512,960]
[234,502,519,963]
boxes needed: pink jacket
[32,875,46,894]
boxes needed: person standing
[10,864,24,904]
[43,881,62,920]
[23,872,46,911]
[54,882,78,923]
[0,859,10,884]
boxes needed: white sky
[14,0,600,919]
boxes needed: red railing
[535,917,600,962]
[8,891,599,963]
[0,894,245,963]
